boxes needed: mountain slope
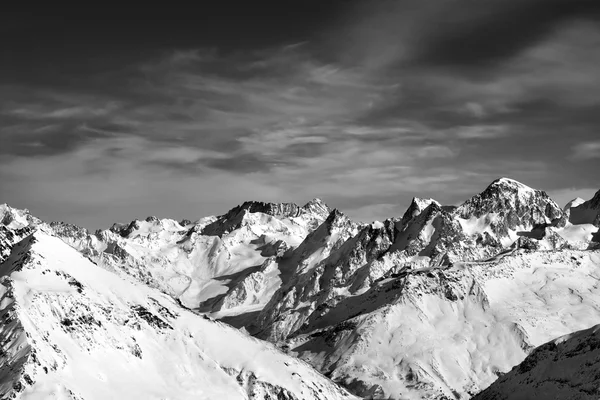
[246,179,600,398]
[473,324,600,400]
[24,199,333,320]
[0,230,356,400]
[1,179,599,399]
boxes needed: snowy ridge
[0,230,356,399]
[43,199,332,318]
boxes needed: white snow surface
[0,231,356,400]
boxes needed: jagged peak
[1,203,29,216]
[228,200,302,219]
[410,197,441,211]
[400,197,442,225]
[303,197,326,207]
[219,198,333,223]
[0,203,41,230]
[302,197,330,211]
[301,198,331,221]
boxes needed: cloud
[2,2,600,228]
[452,125,509,139]
[331,0,600,72]
[571,141,600,160]
[415,145,456,159]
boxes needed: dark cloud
[199,153,279,174]
[409,0,600,70]
[0,120,112,157]
[329,0,600,75]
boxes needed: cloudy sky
[2,1,600,229]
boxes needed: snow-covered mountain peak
[0,204,41,230]
[301,198,331,219]
[489,177,531,189]
[472,177,542,204]
[455,178,564,236]
[400,197,441,225]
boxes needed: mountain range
[1,177,599,399]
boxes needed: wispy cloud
[1,1,599,227]
[571,141,600,160]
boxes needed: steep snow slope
[473,324,600,400]
[0,230,356,400]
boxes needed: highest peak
[488,177,532,191]
[476,178,544,202]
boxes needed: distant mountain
[1,178,599,399]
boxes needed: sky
[1,1,600,230]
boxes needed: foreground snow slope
[473,324,600,400]
[0,230,355,400]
